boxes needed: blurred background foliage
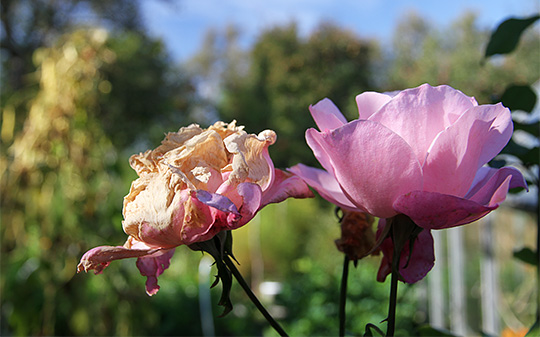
[0,0,538,336]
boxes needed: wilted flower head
[290,84,527,283]
[78,121,313,295]
[335,210,378,262]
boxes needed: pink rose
[78,121,313,295]
[290,84,527,283]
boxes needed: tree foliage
[1,29,126,336]
[1,0,142,91]
[192,23,377,168]
[386,12,540,104]
[0,2,200,335]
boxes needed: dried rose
[78,121,313,295]
[335,210,378,262]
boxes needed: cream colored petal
[153,124,204,157]
[129,150,157,175]
[162,130,229,189]
[122,170,187,241]
[223,129,276,187]
[209,120,244,140]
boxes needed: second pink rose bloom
[290,83,528,283]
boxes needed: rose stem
[339,255,350,337]
[386,232,401,337]
[223,254,289,337]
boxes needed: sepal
[189,231,235,316]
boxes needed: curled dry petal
[136,249,175,296]
[77,245,159,274]
[335,211,378,262]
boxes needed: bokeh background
[1,0,539,336]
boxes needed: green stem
[339,255,350,337]
[384,215,419,336]
[223,254,289,337]
[386,246,400,337]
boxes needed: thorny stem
[339,255,350,337]
[223,254,289,337]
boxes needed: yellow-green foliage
[1,29,126,336]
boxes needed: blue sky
[141,0,539,62]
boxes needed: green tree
[385,12,540,103]
[1,0,142,91]
[97,32,195,149]
[1,0,194,149]
[191,22,378,168]
[0,28,208,337]
[0,2,202,335]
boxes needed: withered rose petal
[195,190,240,215]
[77,245,160,274]
[122,172,189,243]
[335,211,377,261]
[260,169,315,206]
[136,249,175,296]
[180,193,215,245]
[223,129,276,188]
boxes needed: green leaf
[485,15,540,57]
[513,247,539,266]
[488,158,507,169]
[514,120,540,137]
[417,324,457,336]
[500,139,539,166]
[501,85,538,113]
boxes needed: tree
[385,12,540,103]
[1,0,196,149]
[1,0,142,88]
[199,22,378,168]
[0,2,202,335]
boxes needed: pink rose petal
[393,191,497,230]
[310,98,348,131]
[305,128,337,175]
[369,84,478,166]
[423,103,512,197]
[288,164,358,211]
[318,120,423,218]
[376,219,434,283]
[355,91,394,120]
[465,166,528,203]
[234,182,262,228]
[260,169,315,207]
[135,249,175,296]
